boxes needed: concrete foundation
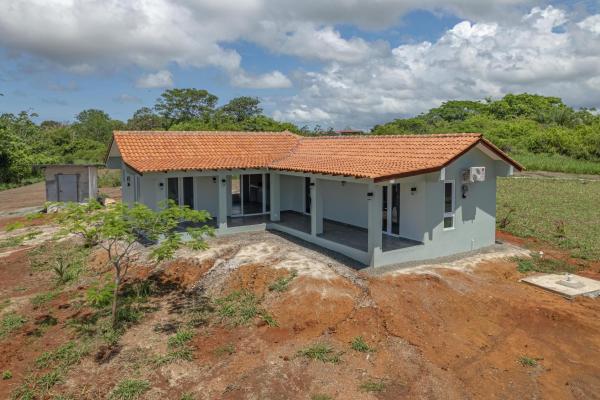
[521,274,600,299]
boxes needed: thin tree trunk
[111,274,121,328]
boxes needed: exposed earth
[1,211,599,400]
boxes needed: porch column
[217,173,228,230]
[367,182,383,266]
[269,172,281,222]
[310,177,323,236]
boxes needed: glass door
[304,177,311,214]
[182,177,194,209]
[382,183,400,236]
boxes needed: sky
[0,0,599,130]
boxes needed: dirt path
[0,182,121,214]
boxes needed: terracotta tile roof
[112,131,299,173]
[111,131,522,181]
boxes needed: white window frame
[443,180,455,230]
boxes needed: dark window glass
[391,183,400,235]
[444,216,454,229]
[305,177,311,214]
[265,174,270,212]
[167,177,179,204]
[382,186,388,232]
[183,177,194,208]
[444,182,453,213]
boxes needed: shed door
[57,174,79,202]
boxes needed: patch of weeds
[0,234,27,249]
[28,241,89,285]
[0,312,27,339]
[5,221,25,232]
[12,341,88,400]
[215,290,277,327]
[519,356,541,367]
[214,343,236,357]
[26,212,44,221]
[311,395,333,400]
[350,336,375,353]
[155,329,195,365]
[35,341,88,369]
[515,255,579,274]
[359,379,386,393]
[180,394,195,400]
[29,314,58,337]
[109,379,150,400]
[298,343,342,364]
[2,370,12,380]
[86,281,115,309]
[31,291,59,309]
[268,269,298,292]
[167,329,194,348]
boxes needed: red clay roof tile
[111,131,522,181]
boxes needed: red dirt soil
[1,230,600,399]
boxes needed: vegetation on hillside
[1,91,599,189]
[373,94,600,173]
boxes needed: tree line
[1,91,599,188]
[373,93,600,163]
[0,90,299,187]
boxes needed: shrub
[87,281,116,309]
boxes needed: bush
[98,169,121,187]
[87,281,116,309]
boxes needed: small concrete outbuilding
[41,164,99,203]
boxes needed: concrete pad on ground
[521,273,600,299]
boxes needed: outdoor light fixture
[221,179,226,183]
[411,187,417,195]
[159,182,164,188]
[462,184,469,198]
[367,192,373,197]
[310,182,315,186]
[341,180,346,186]
[212,177,217,183]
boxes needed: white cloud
[274,6,600,128]
[0,0,534,86]
[230,70,292,89]
[114,93,142,104]
[136,70,174,89]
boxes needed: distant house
[106,131,522,267]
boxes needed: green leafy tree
[220,96,263,122]
[0,126,33,184]
[126,107,164,131]
[154,89,219,127]
[57,200,214,326]
[73,109,124,143]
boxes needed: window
[182,177,194,208]
[167,177,179,204]
[443,181,455,229]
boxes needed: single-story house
[105,130,522,268]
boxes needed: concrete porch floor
[275,211,421,253]
[198,211,421,253]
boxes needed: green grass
[215,290,277,327]
[350,336,375,353]
[497,178,600,260]
[268,270,298,292]
[298,343,342,364]
[311,395,333,400]
[180,394,195,400]
[519,356,540,367]
[0,313,27,339]
[154,329,195,365]
[31,291,59,309]
[5,221,25,232]
[109,379,150,400]
[359,379,386,393]
[513,152,600,175]
[515,256,580,274]
[2,370,12,380]
[167,329,194,349]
